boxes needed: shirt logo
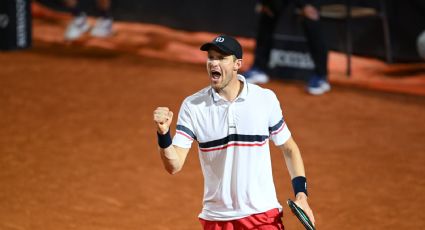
[215,37,225,43]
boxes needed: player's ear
[234,58,242,71]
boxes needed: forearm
[159,145,184,174]
[280,139,315,223]
[153,106,190,175]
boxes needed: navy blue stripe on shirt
[199,134,269,149]
[176,125,197,141]
[269,118,284,133]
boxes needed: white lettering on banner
[215,37,224,42]
[269,49,315,69]
[0,14,9,28]
[16,0,27,47]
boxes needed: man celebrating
[153,35,315,229]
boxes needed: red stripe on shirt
[176,130,194,141]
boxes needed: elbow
[165,165,182,175]
[168,169,180,175]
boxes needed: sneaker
[307,75,331,95]
[90,17,113,38]
[244,67,269,84]
[64,14,90,41]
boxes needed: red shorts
[199,208,284,230]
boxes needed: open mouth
[211,70,221,80]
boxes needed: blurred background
[34,0,425,62]
[1,1,425,230]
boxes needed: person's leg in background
[90,0,113,38]
[64,0,90,40]
[244,0,287,84]
[64,0,81,16]
[300,2,331,95]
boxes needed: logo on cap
[215,37,225,43]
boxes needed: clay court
[1,5,425,230]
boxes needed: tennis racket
[287,199,315,230]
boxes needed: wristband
[292,176,308,196]
[157,130,172,149]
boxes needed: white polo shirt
[173,74,291,221]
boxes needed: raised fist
[153,107,174,134]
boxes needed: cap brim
[200,43,232,55]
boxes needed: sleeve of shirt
[268,90,291,146]
[173,99,196,149]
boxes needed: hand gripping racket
[287,199,315,230]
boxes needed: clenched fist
[153,107,174,134]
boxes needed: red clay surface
[0,3,424,230]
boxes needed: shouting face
[206,49,241,93]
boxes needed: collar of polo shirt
[211,74,248,103]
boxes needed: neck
[217,75,243,101]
